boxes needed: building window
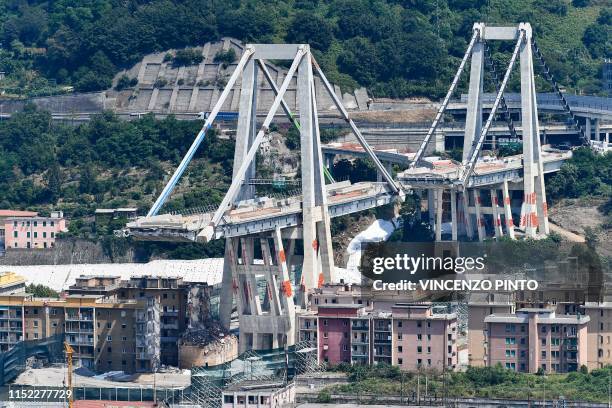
[343,345,348,351]
[505,337,516,345]
[417,334,422,341]
[13,231,17,238]
[33,221,37,227]
[542,351,546,358]
[34,333,39,339]
[51,232,55,238]
[541,338,546,346]
[43,232,47,238]
[323,332,328,339]
[505,350,516,358]
[417,346,422,353]
[398,346,403,353]
[107,336,112,341]
[417,321,422,328]
[323,319,328,326]
[13,221,17,227]
[398,333,402,340]
[33,232,37,238]
[397,321,402,328]
[427,346,431,354]
[51,221,55,227]
[27,232,30,238]
[398,358,403,365]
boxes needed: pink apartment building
[392,303,458,371]
[484,308,589,373]
[4,211,67,250]
[298,302,458,371]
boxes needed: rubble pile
[180,320,234,346]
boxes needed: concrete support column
[594,118,601,142]
[435,189,443,241]
[462,190,474,240]
[490,189,503,238]
[428,189,435,229]
[450,190,458,241]
[324,154,334,171]
[502,180,515,240]
[585,117,592,140]
[606,132,610,144]
[473,189,485,242]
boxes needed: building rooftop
[0,271,26,287]
[0,210,38,217]
[484,312,590,325]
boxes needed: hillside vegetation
[0,0,609,98]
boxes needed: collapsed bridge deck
[122,181,397,242]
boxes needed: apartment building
[3,211,67,250]
[298,302,458,371]
[0,293,160,373]
[468,293,514,367]
[392,303,458,371]
[484,308,589,373]
[581,302,612,370]
[67,275,189,366]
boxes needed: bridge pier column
[585,117,592,140]
[502,180,515,240]
[606,132,610,144]
[435,189,443,241]
[450,190,458,241]
[462,190,474,240]
[324,154,334,172]
[428,189,435,230]
[491,189,503,238]
[594,118,601,142]
[473,189,485,242]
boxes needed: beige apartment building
[484,308,589,373]
[0,293,159,373]
[581,302,612,370]
[68,275,189,366]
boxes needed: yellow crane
[64,341,74,408]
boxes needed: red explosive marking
[504,196,511,205]
[312,239,319,251]
[278,249,286,263]
[318,273,324,288]
[282,280,293,297]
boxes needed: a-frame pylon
[146,44,401,352]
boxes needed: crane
[64,341,74,408]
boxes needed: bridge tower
[409,23,550,241]
[140,44,400,353]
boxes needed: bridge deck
[123,181,397,242]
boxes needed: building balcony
[351,325,369,331]
[161,311,179,316]
[373,338,392,344]
[65,315,93,321]
[161,322,179,330]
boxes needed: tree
[27,284,59,298]
[583,24,610,59]
[46,162,62,203]
[286,11,334,51]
